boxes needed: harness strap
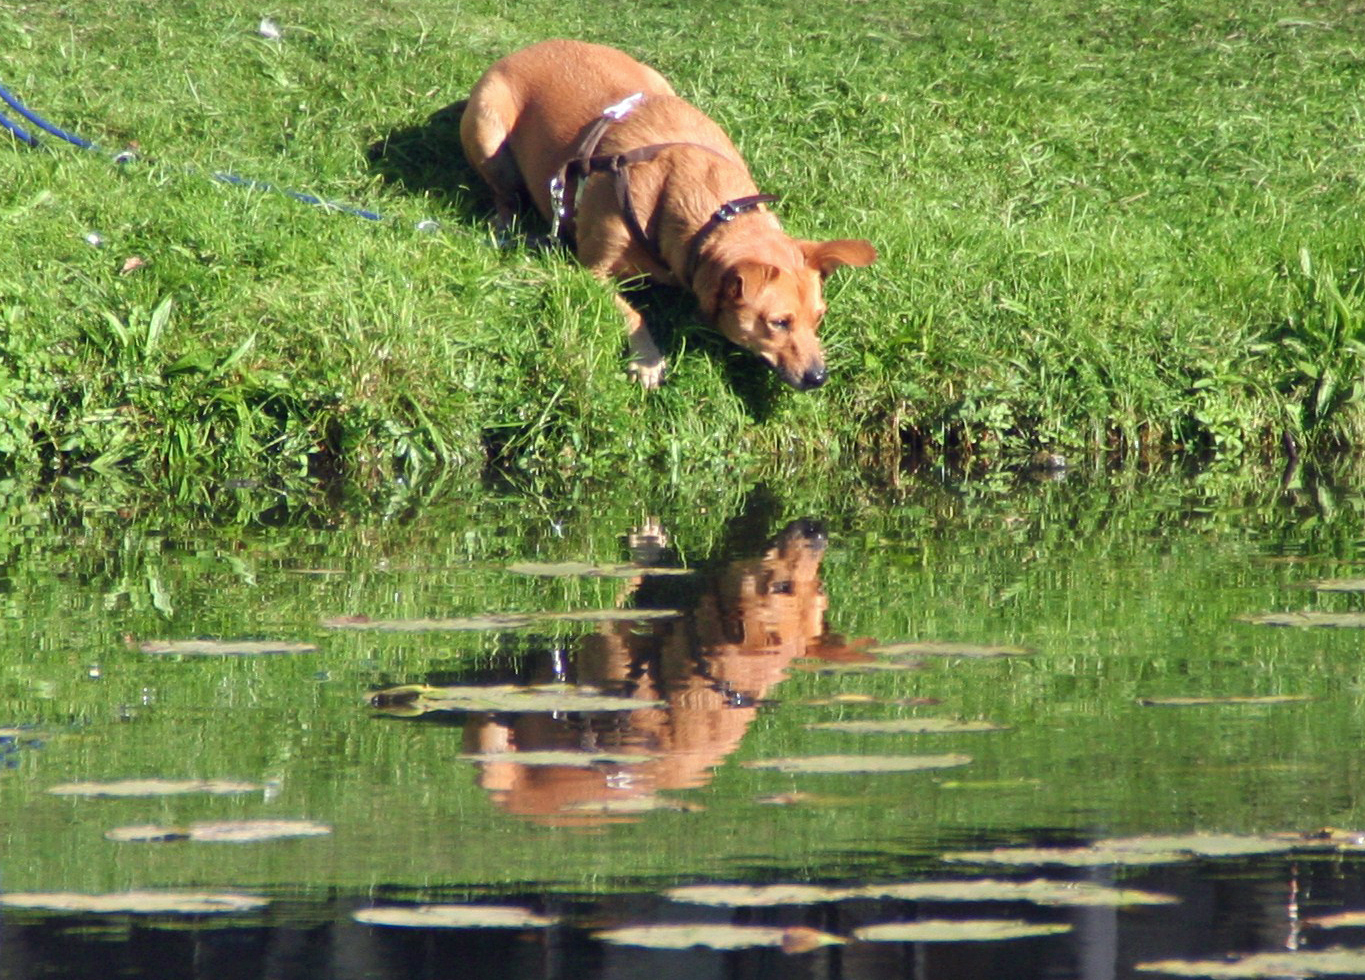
[682,193,779,287]
[550,98,778,281]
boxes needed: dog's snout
[800,364,827,390]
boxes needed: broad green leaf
[808,718,1006,734]
[354,905,557,928]
[855,919,1071,942]
[139,639,316,656]
[593,924,845,951]
[48,779,264,797]
[1137,948,1365,977]
[742,754,971,775]
[369,683,660,716]
[869,641,1031,658]
[0,891,268,914]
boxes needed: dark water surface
[4,467,1365,979]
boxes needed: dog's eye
[768,316,792,332]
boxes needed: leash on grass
[0,79,399,224]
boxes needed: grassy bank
[2,0,1363,485]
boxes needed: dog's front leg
[614,294,667,388]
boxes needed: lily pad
[868,641,1031,658]
[48,779,264,798]
[566,796,703,814]
[107,819,331,843]
[1238,611,1365,628]
[808,718,1006,734]
[508,561,691,578]
[666,883,850,906]
[354,905,557,929]
[138,639,316,656]
[369,683,660,716]
[1305,578,1365,593]
[854,919,1071,942]
[742,754,971,775]
[943,846,1190,867]
[1137,948,1365,977]
[944,834,1294,867]
[322,614,537,632]
[666,878,1175,908]
[0,891,268,914]
[324,609,680,631]
[1100,834,1296,857]
[593,923,845,951]
[460,750,655,767]
[795,661,925,674]
[862,879,1177,907]
[1306,912,1365,929]
[1138,695,1310,707]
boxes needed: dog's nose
[800,365,827,389]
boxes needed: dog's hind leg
[459,78,525,228]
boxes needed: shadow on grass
[367,99,489,224]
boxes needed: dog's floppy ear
[723,261,778,303]
[800,239,877,279]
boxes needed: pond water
[4,465,1365,979]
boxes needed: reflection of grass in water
[6,465,1365,895]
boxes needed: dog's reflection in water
[456,519,863,825]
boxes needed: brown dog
[460,39,877,389]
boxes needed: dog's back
[460,39,675,221]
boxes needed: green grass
[2,0,1364,487]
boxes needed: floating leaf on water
[667,878,1174,909]
[48,778,264,798]
[322,614,537,632]
[546,608,681,623]
[369,683,661,716]
[808,718,1006,734]
[566,796,703,814]
[945,834,1294,867]
[139,639,316,656]
[1138,695,1311,707]
[354,905,557,929]
[869,641,1031,658]
[855,919,1071,942]
[796,661,925,674]
[0,891,268,914]
[1306,912,1365,929]
[1238,611,1365,628]
[742,754,971,775]
[508,561,692,578]
[1136,948,1365,977]
[803,694,942,706]
[863,879,1177,907]
[106,824,192,843]
[666,883,850,906]
[460,750,656,767]
[1294,827,1365,849]
[1305,578,1365,593]
[107,820,330,843]
[324,608,679,631]
[944,846,1190,867]
[593,923,845,951]
[1098,834,1296,858]
[803,694,882,705]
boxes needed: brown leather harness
[549,95,777,287]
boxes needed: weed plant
[2,0,1363,487]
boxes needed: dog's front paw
[628,356,667,389]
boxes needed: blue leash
[1,79,387,222]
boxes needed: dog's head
[710,238,876,390]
